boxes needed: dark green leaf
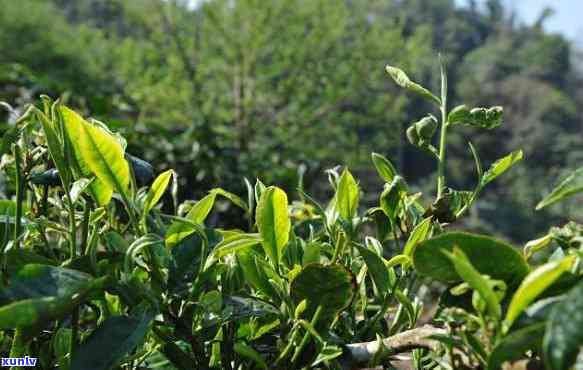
[356,244,390,294]
[488,323,545,370]
[413,232,529,286]
[71,310,153,370]
[544,280,583,370]
[290,264,355,325]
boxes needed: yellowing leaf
[59,106,114,205]
[78,118,130,199]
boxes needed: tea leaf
[385,65,440,105]
[0,274,108,329]
[78,114,130,199]
[523,234,553,260]
[536,167,583,210]
[335,169,359,220]
[164,216,206,248]
[504,255,575,331]
[205,232,262,269]
[544,280,583,370]
[233,342,268,370]
[211,188,249,212]
[356,245,390,294]
[60,106,114,205]
[413,232,529,286]
[186,192,217,224]
[71,310,153,370]
[256,186,290,265]
[290,264,355,326]
[311,344,343,367]
[36,110,69,186]
[488,323,545,370]
[68,178,93,204]
[371,152,397,183]
[481,150,523,187]
[442,247,501,318]
[380,176,406,221]
[403,216,433,259]
[143,169,173,215]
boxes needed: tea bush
[0,61,582,369]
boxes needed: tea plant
[0,60,581,370]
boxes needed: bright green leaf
[523,234,553,260]
[385,65,440,105]
[403,217,433,259]
[504,255,575,331]
[371,153,397,183]
[234,342,268,370]
[205,232,262,269]
[536,167,583,210]
[143,169,173,215]
[256,186,290,265]
[481,150,523,187]
[78,115,130,198]
[335,169,359,220]
[60,106,114,205]
[442,247,501,318]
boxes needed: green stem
[13,145,23,249]
[290,305,324,366]
[10,328,26,359]
[80,201,91,255]
[437,122,448,198]
[276,323,301,365]
[65,194,77,259]
[71,308,79,357]
[437,59,448,199]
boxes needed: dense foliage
[1,0,582,243]
[0,60,582,369]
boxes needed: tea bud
[415,115,438,140]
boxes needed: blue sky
[457,0,583,45]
